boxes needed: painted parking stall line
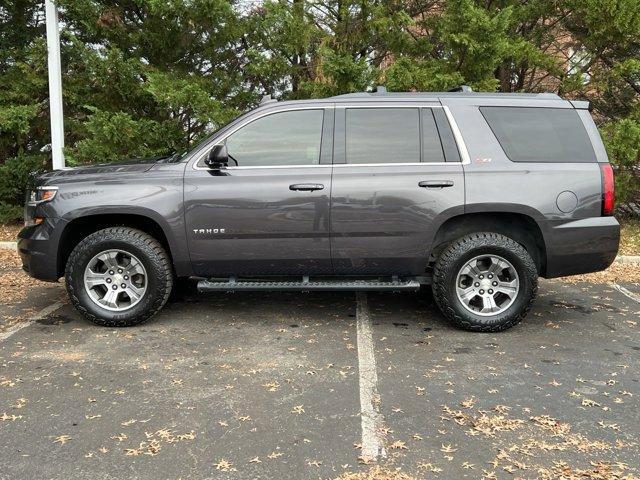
[355,291,387,461]
[0,301,64,342]
[613,283,640,304]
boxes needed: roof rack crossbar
[260,94,277,106]
[448,85,473,93]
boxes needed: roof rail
[259,94,277,106]
[448,85,473,93]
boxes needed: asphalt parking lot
[1,278,639,479]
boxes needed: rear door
[184,106,334,277]
[329,104,466,275]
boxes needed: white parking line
[613,284,640,304]
[355,291,387,461]
[0,301,64,342]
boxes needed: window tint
[225,109,324,166]
[346,108,420,164]
[432,108,461,162]
[481,107,596,163]
[421,109,446,163]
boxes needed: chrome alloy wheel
[455,254,519,316]
[83,249,147,311]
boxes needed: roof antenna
[376,85,387,93]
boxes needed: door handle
[418,180,454,188]
[289,183,324,191]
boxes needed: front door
[330,105,465,275]
[184,107,334,277]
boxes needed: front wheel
[432,232,538,332]
[65,227,173,327]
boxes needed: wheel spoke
[456,286,476,304]
[496,279,518,297]
[488,257,508,275]
[481,295,499,314]
[460,263,481,277]
[127,284,144,302]
[85,271,107,288]
[99,251,119,269]
[101,289,119,308]
[126,258,145,275]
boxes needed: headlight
[28,186,58,205]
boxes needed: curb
[0,240,638,263]
[0,241,16,250]
[616,255,640,264]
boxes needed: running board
[197,278,421,293]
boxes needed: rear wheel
[65,227,173,327]
[432,232,538,332]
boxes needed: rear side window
[480,107,596,163]
[346,108,420,164]
[431,108,461,162]
[344,107,460,164]
[421,109,446,163]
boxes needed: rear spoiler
[570,100,591,111]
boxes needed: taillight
[600,163,615,216]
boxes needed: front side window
[346,108,420,164]
[480,107,596,163]
[224,109,324,166]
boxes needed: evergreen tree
[0,0,638,221]
[562,0,640,201]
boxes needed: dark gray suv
[18,89,620,331]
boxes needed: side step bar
[197,278,421,293]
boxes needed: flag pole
[45,0,65,169]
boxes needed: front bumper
[543,216,620,278]
[17,219,64,282]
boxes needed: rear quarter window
[480,107,596,163]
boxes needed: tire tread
[65,227,173,327]
[432,232,538,332]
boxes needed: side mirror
[205,144,229,169]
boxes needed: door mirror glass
[205,144,229,169]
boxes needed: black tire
[432,232,538,332]
[65,227,173,327]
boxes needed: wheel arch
[57,211,180,278]
[430,211,547,276]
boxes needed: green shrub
[65,108,180,165]
[0,202,23,223]
[0,154,47,209]
[602,117,640,204]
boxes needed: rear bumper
[17,219,64,282]
[542,216,620,278]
